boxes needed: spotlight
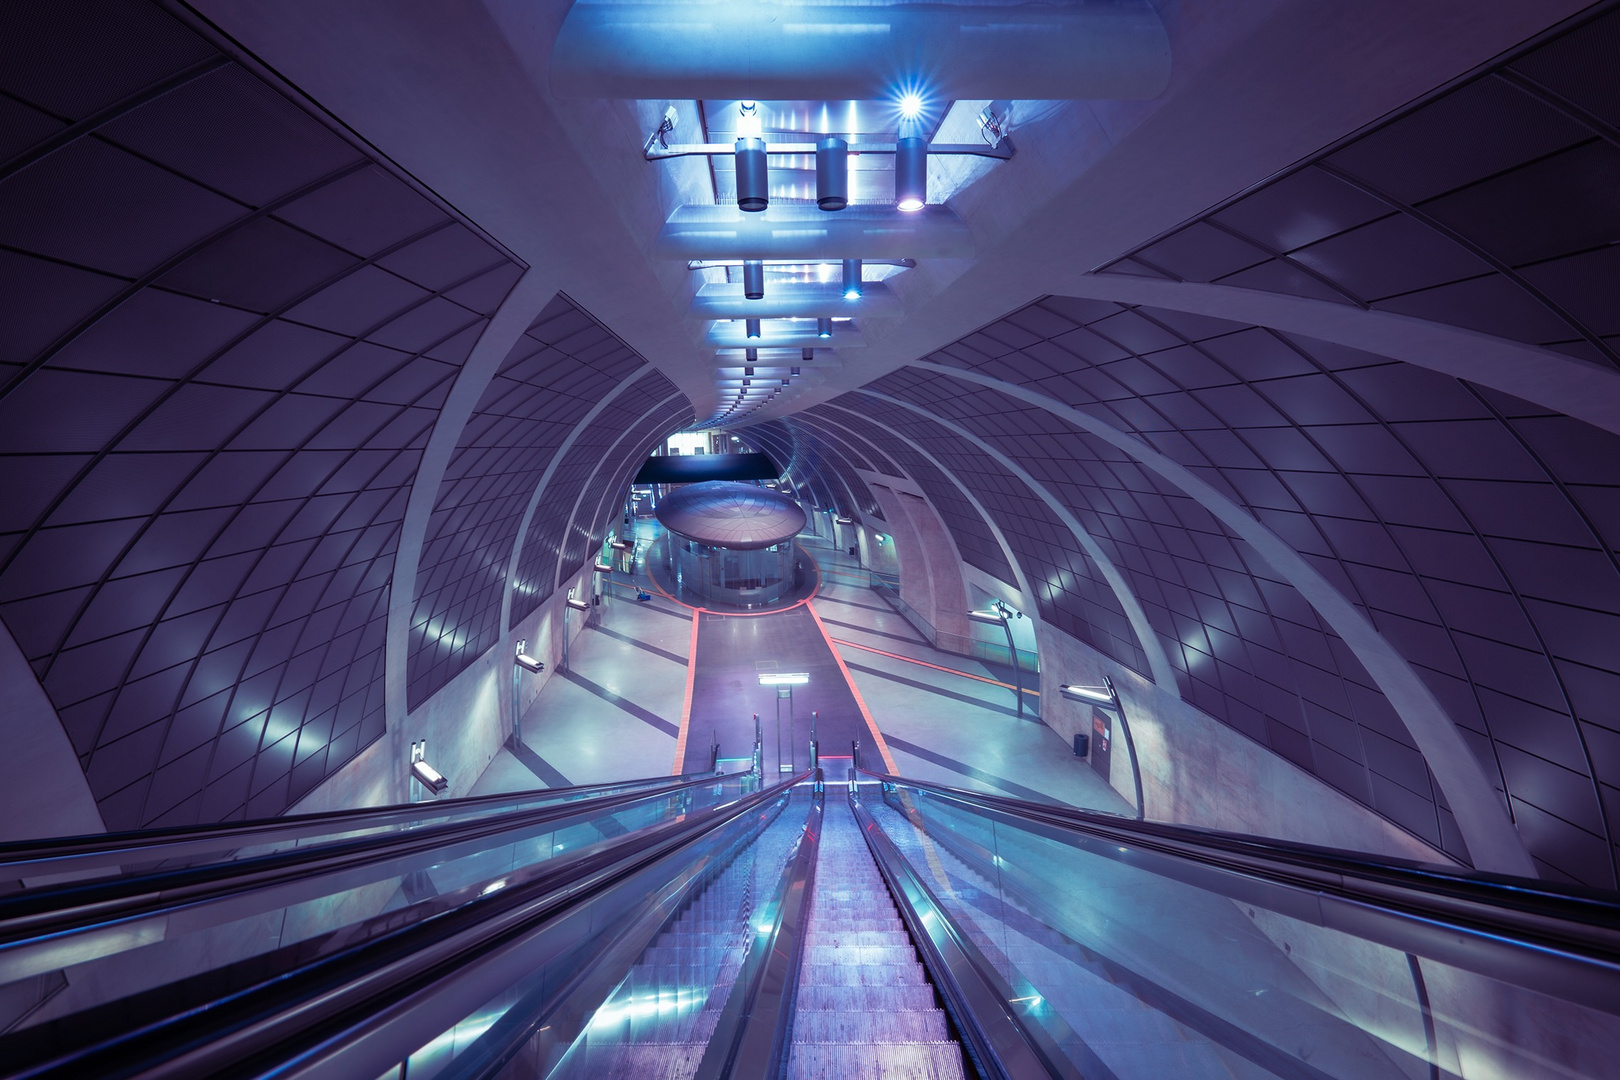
[842,258,862,300]
[745,347,758,362]
[746,318,761,339]
[895,137,927,211]
[781,379,790,386]
[899,93,924,119]
[734,103,767,212]
[801,348,814,363]
[817,318,832,339]
[791,365,801,376]
[816,136,848,211]
[743,259,764,300]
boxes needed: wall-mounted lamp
[1058,674,1142,820]
[611,539,635,552]
[593,561,613,573]
[411,759,449,795]
[1059,683,1116,705]
[514,639,545,673]
[410,740,449,796]
[834,515,854,525]
[566,596,591,612]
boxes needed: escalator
[2,763,1618,1079]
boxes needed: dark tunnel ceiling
[0,0,1616,893]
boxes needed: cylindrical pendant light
[816,136,848,211]
[735,137,768,212]
[842,258,862,300]
[791,365,801,377]
[801,347,814,362]
[817,318,833,339]
[746,346,758,362]
[894,136,927,211]
[745,318,762,339]
[743,259,764,300]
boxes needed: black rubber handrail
[0,772,744,981]
[0,768,720,876]
[849,790,1067,1080]
[862,769,1620,1015]
[1,772,812,1080]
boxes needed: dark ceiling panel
[872,288,1620,887]
[1103,6,1620,368]
[0,0,524,828]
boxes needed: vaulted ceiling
[3,0,1618,895]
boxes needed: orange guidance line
[828,637,1040,697]
[807,604,899,774]
[671,612,701,775]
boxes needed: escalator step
[785,1042,967,1079]
[792,1009,953,1042]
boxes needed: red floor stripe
[828,637,1040,697]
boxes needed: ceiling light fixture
[735,103,768,213]
[816,136,848,211]
[746,347,758,362]
[801,348,814,363]
[745,318,761,339]
[743,259,764,300]
[817,318,832,339]
[842,258,862,300]
[899,92,924,119]
[894,136,927,212]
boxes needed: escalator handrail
[2,772,813,1080]
[862,769,1620,1014]
[860,768,1620,940]
[849,790,1068,1080]
[0,768,724,876]
[0,771,747,974]
[694,771,823,1080]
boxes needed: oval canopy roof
[656,481,807,549]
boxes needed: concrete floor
[470,521,1130,816]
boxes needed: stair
[787,804,966,1080]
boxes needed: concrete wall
[1036,621,1449,865]
[0,619,104,843]
[290,567,597,815]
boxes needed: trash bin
[1072,732,1090,757]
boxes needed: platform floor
[471,522,1129,816]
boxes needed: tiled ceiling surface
[404,296,687,709]
[571,400,689,563]
[831,287,1620,886]
[1101,7,1620,368]
[807,405,1020,590]
[0,0,523,826]
[746,418,886,525]
[814,400,1149,676]
[508,368,688,628]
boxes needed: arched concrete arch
[499,364,659,634]
[386,269,560,733]
[909,361,1534,876]
[814,403,1048,648]
[553,391,689,591]
[843,393,1181,696]
[1049,273,1620,438]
